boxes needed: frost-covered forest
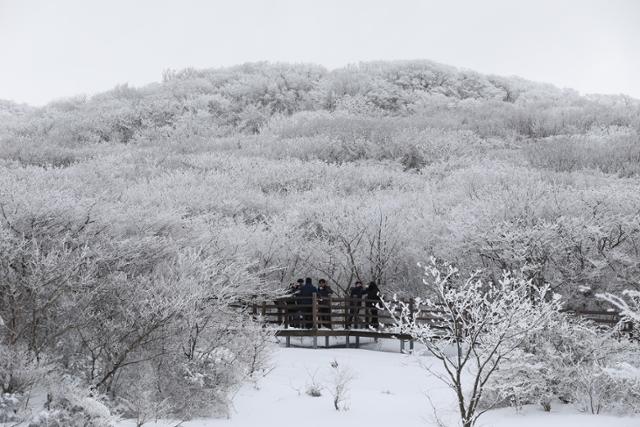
[1,60,640,425]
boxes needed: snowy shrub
[29,377,116,427]
[482,347,559,412]
[0,393,22,423]
[233,323,276,385]
[570,362,621,414]
[483,316,579,411]
[604,363,640,413]
[565,337,640,415]
[114,363,170,427]
[485,315,640,414]
[305,384,323,398]
[526,130,640,177]
[169,354,238,417]
[0,343,46,394]
[110,320,273,422]
[329,360,355,411]
[304,369,323,398]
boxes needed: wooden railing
[251,294,425,350]
[560,308,623,327]
[250,294,633,351]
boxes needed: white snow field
[118,338,639,427]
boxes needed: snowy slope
[118,338,639,427]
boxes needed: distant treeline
[2,60,639,146]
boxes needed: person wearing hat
[298,277,317,328]
[284,280,303,327]
[346,281,366,329]
[317,279,334,329]
[365,281,381,328]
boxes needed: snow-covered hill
[117,339,639,427]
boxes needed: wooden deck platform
[250,294,629,352]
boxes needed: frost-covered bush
[329,360,355,411]
[29,377,116,427]
[114,363,169,427]
[155,350,240,418]
[112,320,274,421]
[569,362,637,414]
[484,315,640,414]
[526,128,640,177]
[0,393,22,423]
[0,343,46,394]
[482,347,560,412]
[603,363,640,412]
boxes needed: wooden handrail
[250,297,628,351]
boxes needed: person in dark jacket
[365,281,381,328]
[317,279,334,329]
[285,281,302,327]
[298,277,317,328]
[346,281,366,329]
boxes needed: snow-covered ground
[118,337,639,427]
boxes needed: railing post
[344,295,349,329]
[409,298,415,352]
[312,293,318,349]
[283,298,290,347]
[276,300,282,324]
[345,295,350,348]
[284,299,289,329]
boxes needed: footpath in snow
[118,338,639,427]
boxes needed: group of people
[283,278,382,329]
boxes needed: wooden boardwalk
[252,294,421,351]
[251,294,628,352]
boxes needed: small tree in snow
[329,359,355,411]
[383,259,562,427]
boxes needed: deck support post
[285,301,291,347]
[355,335,360,348]
[325,336,329,348]
[400,339,405,353]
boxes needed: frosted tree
[383,259,562,427]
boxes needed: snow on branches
[597,290,640,325]
[382,258,563,427]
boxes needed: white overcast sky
[1,0,639,106]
